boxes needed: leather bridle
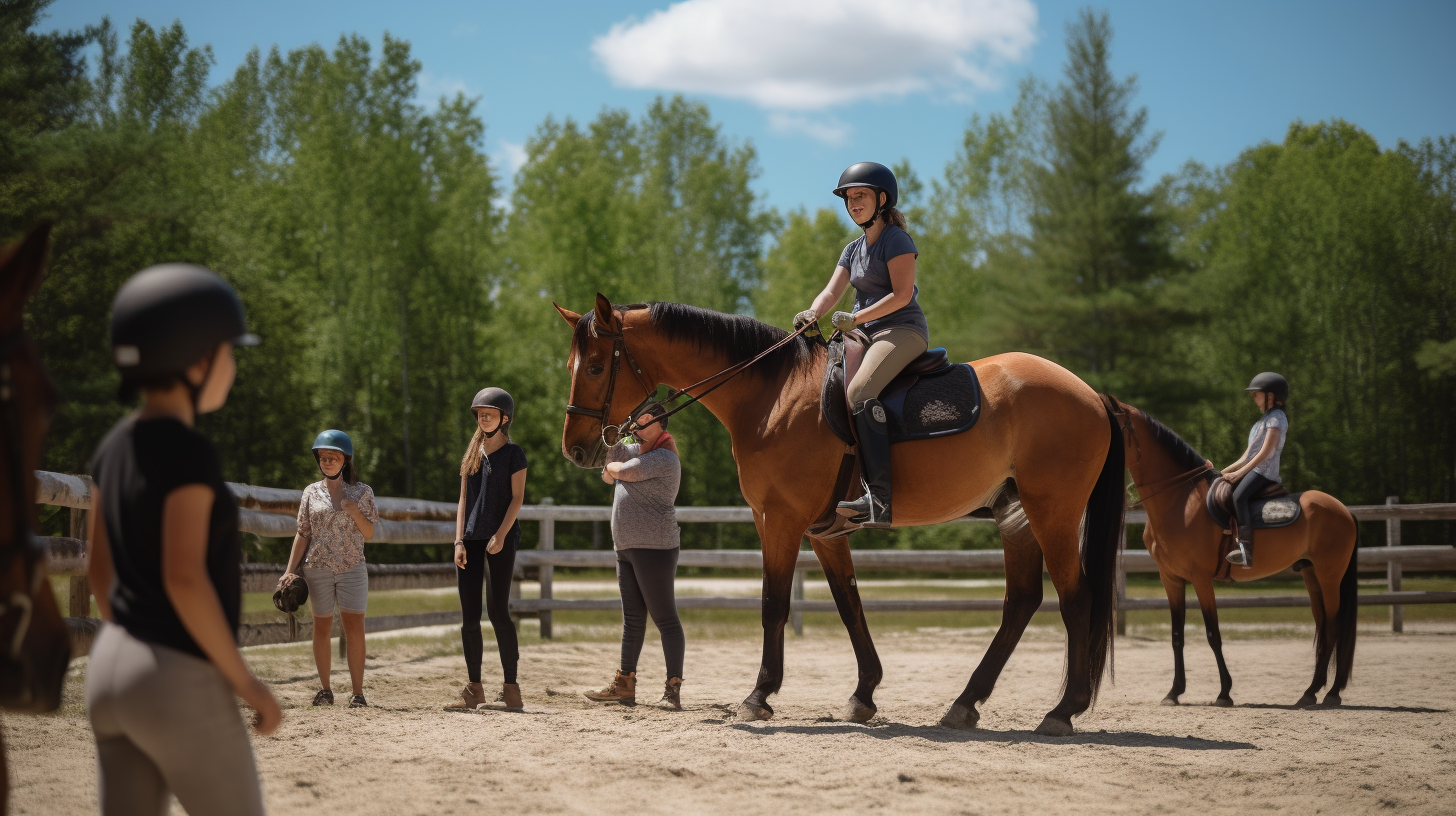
[1104,395,1213,510]
[565,307,815,452]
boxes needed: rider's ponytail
[880,206,907,231]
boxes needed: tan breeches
[847,327,929,411]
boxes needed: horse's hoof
[1160,696,1180,707]
[1294,694,1318,709]
[1034,715,1074,737]
[1321,693,1341,708]
[839,696,876,724]
[1213,696,1233,708]
[736,701,773,721]
[939,703,979,730]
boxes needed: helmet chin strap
[849,190,884,230]
[184,347,220,419]
[480,418,509,439]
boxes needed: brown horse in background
[0,223,73,812]
[1104,397,1357,708]
[556,295,1125,735]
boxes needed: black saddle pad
[1205,477,1303,529]
[821,339,982,445]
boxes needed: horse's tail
[1331,526,1359,689]
[1084,398,1127,702]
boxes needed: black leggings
[1233,472,1277,544]
[457,538,518,684]
[617,547,684,680]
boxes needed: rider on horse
[793,162,927,528]
[1220,372,1290,567]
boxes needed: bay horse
[555,295,1125,735]
[0,223,73,811]
[1104,397,1357,708]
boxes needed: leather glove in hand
[831,311,858,334]
[792,309,819,332]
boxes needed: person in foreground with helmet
[277,430,379,707]
[1218,372,1291,567]
[582,403,685,710]
[793,162,927,528]
[445,387,528,712]
[85,264,278,816]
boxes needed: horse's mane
[1139,409,1208,474]
[636,302,813,381]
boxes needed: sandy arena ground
[5,626,1453,815]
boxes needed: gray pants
[617,547,685,679]
[86,624,265,816]
[847,326,929,409]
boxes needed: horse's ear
[0,221,52,324]
[594,293,616,332]
[553,303,582,329]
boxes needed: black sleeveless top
[90,417,241,659]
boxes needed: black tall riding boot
[837,399,893,528]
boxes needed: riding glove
[831,311,857,334]
[793,309,819,332]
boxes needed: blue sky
[41,0,1456,218]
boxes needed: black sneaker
[312,688,334,706]
[348,694,368,708]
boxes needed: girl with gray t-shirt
[1219,372,1291,567]
[583,405,685,710]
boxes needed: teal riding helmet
[311,429,353,457]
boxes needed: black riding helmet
[833,162,898,229]
[471,387,514,437]
[110,263,258,399]
[1244,372,1289,406]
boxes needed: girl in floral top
[278,430,379,707]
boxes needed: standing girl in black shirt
[445,387,528,712]
[86,264,279,816]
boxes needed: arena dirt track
[6,628,1453,815]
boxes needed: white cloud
[499,139,529,176]
[592,0,1037,112]
[767,112,851,146]
[416,70,472,102]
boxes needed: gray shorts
[304,562,368,616]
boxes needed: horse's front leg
[737,512,802,721]
[808,535,882,722]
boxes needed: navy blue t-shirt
[89,417,241,660]
[836,225,927,341]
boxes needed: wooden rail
[37,471,1454,648]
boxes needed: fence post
[68,508,91,617]
[790,568,804,637]
[1387,495,1402,633]
[539,498,554,640]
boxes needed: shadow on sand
[1237,702,1447,714]
[728,721,1257,750]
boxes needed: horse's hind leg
[942,487,1044,730]
[1161,570,1189,705]
[738,512,801,721]
[1296,567,1335,708]
[809,536,883,723]
[1191,579,1234,706]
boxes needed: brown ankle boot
[658,677,683,711]
[444,682,486,711]
[480,683,524,712]
[583,670,636,705]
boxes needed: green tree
[755,208,854,329]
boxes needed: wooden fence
[35,471,1456,648]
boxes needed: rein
[567,308,815,449]
[1103,394,1213,510]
